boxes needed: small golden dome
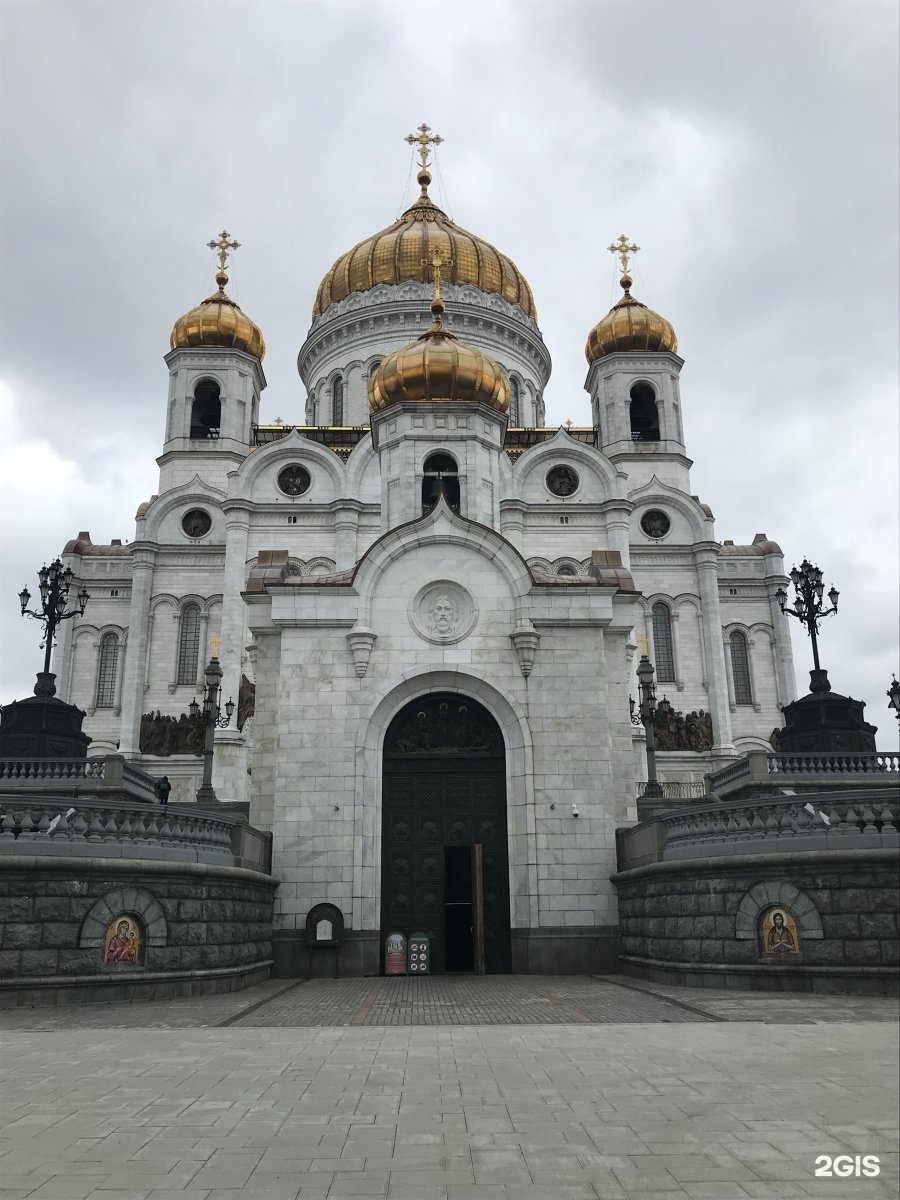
[369,295,509,415]
[314,168,536,322]
[585,273,677,363]
[171,268,266,360]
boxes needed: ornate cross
[636,631,649,657]
[209,633,223,658]
[207,230,240,272]
[608,234,639,276]
[405,123,444,169]
[423,246,452,301]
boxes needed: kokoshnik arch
[51,125,796,975]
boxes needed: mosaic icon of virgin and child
[102,915,140,963]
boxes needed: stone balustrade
[617,787,899,869]
[707,750,900,800]
[634,781,707,802]
[0,755,160,803]
[0,797,252,867]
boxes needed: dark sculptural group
[139,710,205,756]
[652,706,714,752]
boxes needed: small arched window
[332,376,344,426]
[95,633,119,708]
[176,604,201,686]
[190,380,221,439]
[629,383,660,441]
[730,631,753,705]
[652,603,676,682]
[509,378,521,427]
[422,452,460,514]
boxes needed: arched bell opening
[380,692,511,975]
[629,382,660,441]
[421,452,461,514]
[190,379,221,439]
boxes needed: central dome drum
[313,168,537,322]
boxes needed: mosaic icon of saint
[765,910,797,956]
[103,917,139,963]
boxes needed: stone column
[213,503,251,801]
[605,505,632,568]
[767,584,798,705]
[333,503,361,571]
[118,543,157,757]
[694,547,734,754]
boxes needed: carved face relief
[410,581,477,645]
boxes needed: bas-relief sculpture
[652,706,714,752]
[139,710,205,755]
[410,581,477,645]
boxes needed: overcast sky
[1,0,897,747]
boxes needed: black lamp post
[775,558,839,692]
[19,558,90,694]
[191,656,235,806]
[888,676,900,724]
[630,650,661,798]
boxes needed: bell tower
[584,236,690,493]
[159,232,266,495]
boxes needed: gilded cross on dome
[608,234,639,277]
[405,123,444,169]
[423,246,452,302]
[207,230,241,273]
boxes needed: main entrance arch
[381,693,512,974]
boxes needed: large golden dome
[369,295,509,415]
[171,268,266,360]
[585,273,677,362]
[313,168,537,322]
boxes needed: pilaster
[118,544,157,757]
[694,546,734,754]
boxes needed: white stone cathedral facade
[52,135,796,974]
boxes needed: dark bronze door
[381,693,511,974]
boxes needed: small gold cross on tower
[608,234,640,277]
[636,631,649,657]
[209,633,223,658]
[423,246,452,302]
[405,123,444,169]
[207,230,241,273]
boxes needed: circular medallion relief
[277,464,311,496]
[409,580,478,645]
[181,508,212,538]
[640,509,671,539]
[546,465,579,497]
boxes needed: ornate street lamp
[630,642,661,798]
[775,557,839,688]
[19,558,89,691]
[193,654,235,806]
[888,676,900,723]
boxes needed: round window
[640,509,671,539]
[181,509,212,538]
[277,464,311,496]
[546,465,579,497]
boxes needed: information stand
[408,932,431,974]
[385,931,407,975]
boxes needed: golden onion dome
[585,272,677,363]
[314,168,536,322]
[369,294,509,415]
[170,268,266,360]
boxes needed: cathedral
[52,126,797,975]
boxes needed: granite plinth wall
[613,849,899,994]
[0,855,276,1007]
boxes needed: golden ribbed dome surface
[585,274,677,363]
[314,170,536,322]
[369,298,509,415]
[171,270,266,360]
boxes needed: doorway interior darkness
[381,693,512,974]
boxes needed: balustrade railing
[635,781,707,802]
[0,754,160,802]
[707,751,900,799]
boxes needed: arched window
[730,631,753,705]
[95,633,119,708]
[629,383,660,441]
[332,376,344,426]
[652,602,676,682]
[509,378,521,427]
[422,452,460,514]
[176,604,201,685]
[190,380,221,439]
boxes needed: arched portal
[381,692,512,974]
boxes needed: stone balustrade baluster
[0,812,17,840]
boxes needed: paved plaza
[1,976,898,1200]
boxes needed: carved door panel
[382,694,511,974]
